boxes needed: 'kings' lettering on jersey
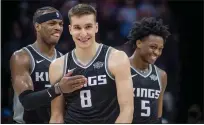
[35,72,49,81]
[83,75,107,87]
[134,88,160,99]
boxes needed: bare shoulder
[10,49,30,68]
[109,48,129,65]
[156,66,167,80]
[108,48,130,74]
[155,66,167,89]
[49,54,67,84]
[50,54,65,69]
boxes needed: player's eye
[150,46,157,50]
[59,22,63,26]
[85,25,92,29]
[48,22,55,26]
[74,27,81,30]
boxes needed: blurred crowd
[2,0,185,123]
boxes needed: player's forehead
[144,35,164,45]
[70,14,96,26]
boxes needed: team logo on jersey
[93,61,104,69]
[134,87,160,99]
[132,74,137,78]
[68,68,76,73]
[35,72,49,81]
[36,59,45,64]
[149,74,157,81]
[83,75,107,87]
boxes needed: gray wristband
[56,82,63,94]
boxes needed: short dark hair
[33,6,59,24]
[68,4,97,23]
[128,17,170,46]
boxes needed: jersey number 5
[141,100,150,116]
[80,90,92,108]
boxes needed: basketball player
[49,4,134,123]
[10,7,86,123]
[127,17,170,123]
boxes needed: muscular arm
[10,50,61,111]
[49,56,65,123]
[11,50,34,94]
[108,49,134,123]
[157,68,167,119]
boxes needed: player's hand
[58,71,87,93]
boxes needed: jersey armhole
[54,53,68,84]
[105,47,115,80]
[59,52,63,57]
[63,53,68,76]
[23,47,35,75]
[154,65,162,91]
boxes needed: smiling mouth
[78,38,90,42]
[151,56,157,59]
[52,33,60,37]
[150,55,158,62]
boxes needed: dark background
[1,0,203,123]
[167,1,203,123]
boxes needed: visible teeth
[79,39,88,42]
[151,56,157,60]
[53,33,60,37]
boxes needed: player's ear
[35,23,41,32]
[136,40,142,49]
[69,25,72,35]
[95,22,98,33]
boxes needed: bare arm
[10,50,34,95]
[49,56,65,123]
[49,55,87,123]
[157,68,167,118]
[108,49,134,123]
[10,49,63,110]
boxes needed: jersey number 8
[80,90,92,108]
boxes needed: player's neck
[74,42,100,65]
[130,50,149,70]
[34,39,55,58]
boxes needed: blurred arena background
[1,0,203,123]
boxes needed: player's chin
[49,37,59,43]
[49,39,59,45]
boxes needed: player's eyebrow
[84,23,93,26]
[73,23,93,27]
[73,24,80,27]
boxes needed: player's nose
[54,23,63,31]
[80,29,87,37]
[153,49,160,56]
